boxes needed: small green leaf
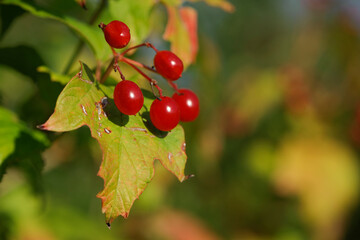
[108,0,155,44]
[1,0,110,61]
[40,63,187,223]
[37,66,70,85]
[0,107,49,192]
[0,107,21,165]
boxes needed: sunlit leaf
[40,62,187,223]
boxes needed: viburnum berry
[103,20,130,49]
[154,50,184,81]
[114,80,144,115]
[172,89,200,122]
[150,97,180,131]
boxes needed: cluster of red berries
[101,20,199,131]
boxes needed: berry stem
[120,56,157,74]
[114,63,126,81]
[110,46,117,56]
[122,58,163,98]
[95,60,102,81]
[100,59,114,84]
[120,42,158,56]
[167,80,181,94]
[113,51,126,81]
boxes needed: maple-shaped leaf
[39,63,187,224]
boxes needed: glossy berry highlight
[103,20,130,49]
[154,50,184,81]
[172,89,200,122]
[114,80,144,115]
[150,97,180,131]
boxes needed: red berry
[114,80,143,115]
[150,97,180,131]
[103,20,130,49]
[154,50,184,81]
[172,89,200,122]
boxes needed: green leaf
[0,106,48,166]
[37,66,70,85]
[0,107,21,165]
[0,107,49,193]
[1,0,110,61]
[108,0,155,44]
[40,62,187,224]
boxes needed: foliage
[1,0,360,239]
[40,62,187,223]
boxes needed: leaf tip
[36,124,47,130]
[122,212,129,219]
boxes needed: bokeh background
[1,0,360,239]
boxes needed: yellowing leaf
[40,63,187,224]
[163,6,198,68]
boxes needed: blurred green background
[1,0,360,239]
